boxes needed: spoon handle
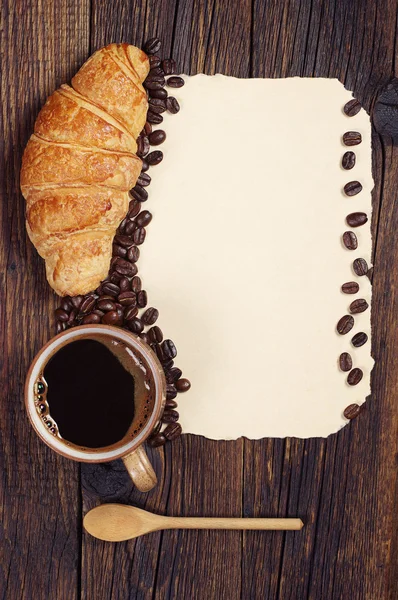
[162,517,303,531]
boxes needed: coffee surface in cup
[43,338,146,448]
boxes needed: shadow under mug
[25,325,166,492]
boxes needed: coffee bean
[124,221,136,237]
[110,257,119,269]
[119,277,131,292]
[163,422,182,441]
[127,246,140,263]
[166,96,180,114]
[149,66,164,78]
[342,151,356,170]
[113,243,127,258]
[137,172,151,187]
[131,185,148,203]
[125,306,139,321]
[142,307,159,325]
[128,318,144,334]
[131,276,142,293]
[165,399,178,410]
[102,310,122,326]
[353,258,368,276]
[167,367,182,383]
[163,409,179,423]
[148,432,167,447]
[145,74,165,86]
[346,212,368,227]
[79,295,96,315]
[140,332,149,344]
[148,325,163,343]
[149,55,161,68]
[347,368,363,386]
[343,131,362,146]
[102,282,120,297]
[343,231,358,250]
[117,216,129,234]
[98,295,114,301]
[136,210,152,227]
[153,343,165,362]
[163,359,174,370]
[114,258,138,277]
[132,227,146,245]
[149,98,166,114]
[337,315,354,334]
[56,321,66,334]
[82,313,101,324]
[118,291,137,306]
[144,122,152,136]
[60,298,73,312]
[145,79,165,91]
[339,352,352,372]
[67,309,77,326]
[352,332,368,347]
[147,150,163,165]
[141,160,149,172]
[148,130,166,145]
[128,198,141,217]
[344,99,361,117]
[150,88,168,100]
[110,271,124,284]
[341,281,360,294]
[137,135,150,157]
[344,181,362,196]
[93,309,105,317]
[167,76,184,88]
[114,235,134,248]
[166,384,177,400]
[162,339,177,359]
[162,58,176,75]
[55,308,69,322]
[367,267,374,283]
[143,37,161,55]
[176,378,191,392]
[147,111,163,124]
[97,299,116,312]
[137,290,147,307]
[71,295,83,309]
[343,403,361,419]
[350,298,368,314]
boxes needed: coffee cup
[25,325,166,492]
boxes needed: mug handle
[122,446,157,492]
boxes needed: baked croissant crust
[20,43,149,296]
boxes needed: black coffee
[43,339,135,448]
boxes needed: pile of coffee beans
[54,38,190,447]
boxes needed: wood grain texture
[1,0,398,598]
[0,1,90,598]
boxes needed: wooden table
[1,0,398,598]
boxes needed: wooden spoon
[83,504,304,542]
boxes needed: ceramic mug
[25,325,166,492]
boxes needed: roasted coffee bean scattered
[352,332,368,347]
[343,131,362,146]
[337,315,354,335]
[148,130,166,145]
[350,299,368,314]
[162,58,176,75]
[343,231,358,250]
[344,403,361,419]
[347,368,363,386]
[344,99,362,117]
[342,151,356,170]
[341,281,360,294]
[166,96,180,114]
[346,212,368,227]
[167,76,184,88]
[353,258,368,276]
[339,352,352,372]
[146,150,163,165]
[344,181,362,196]
[55,38,189,447]
[143,37,161,55]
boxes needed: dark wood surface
[1,0,398,598]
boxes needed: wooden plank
[0,0,90,598]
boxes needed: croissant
[20,43,150,296]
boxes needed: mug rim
[24,324,166,463]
